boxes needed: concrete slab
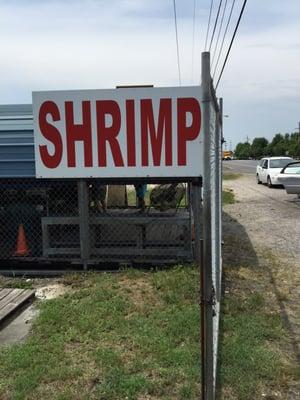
[0,304,37,346]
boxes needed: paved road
[223,159,258,174]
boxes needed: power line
[191,0,196,83]
[173,0,181,85]
[208,0,223,52]
[204,0,214,51]
[215,0,248,89]
[211,0,228,66]
[212,0,236,79]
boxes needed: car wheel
[256,174,262,184]
[267,176,273,188]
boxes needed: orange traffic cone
[14,224,30,256]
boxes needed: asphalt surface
[223,159,258,174]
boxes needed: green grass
[218,293,284,399]
[223,173,241,180]
[222,190,235,205]
[0,267,286,400]
[0,268,199,400]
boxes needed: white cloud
[0,0,299,147]
[0,0,193,101]
[218,34,300,101]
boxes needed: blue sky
[0,0,299,148]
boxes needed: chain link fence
[0,178,194,266]
[0,179,79,261]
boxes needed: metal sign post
[198,52,222,400]
[201,51,215,400]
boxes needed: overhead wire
[204,0,214,51]
[208,0,223,52]
[191,0,196,83]
[215,0,248,89]
[173,0,182,85]
[211,0,228,66]
[212,0,236,79]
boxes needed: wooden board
[0,288,35,325]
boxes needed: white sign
[32,86,203,178]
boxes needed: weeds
[0,277,33,290]
[223,190,235,205]
[223,173,242,180]
[0,269,200,400]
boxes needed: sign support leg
[191,181,204,399]
[78,179,90,270]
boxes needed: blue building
[0,104,35,178]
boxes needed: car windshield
[283,162,300,174]
[269,159,294,168]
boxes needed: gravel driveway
[223,175,300,266]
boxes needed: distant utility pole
[295,122,300,143]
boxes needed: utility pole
[294,122,300,143]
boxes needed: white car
[277,161,300,196]
[256,157,294,187]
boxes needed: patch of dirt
[118,275,162,308]
[35,283,69,300]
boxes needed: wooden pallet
[0,288,35,326]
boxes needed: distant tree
[234,142,251,159]
[288,132,300,158]
[294,143,300,158]
[264,144,272,157]
[271,133,284,146]
[272,141,287,156]
[235,142,244,157]
[251,137,268,159]
[234,132,300,160]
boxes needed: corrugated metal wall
[0,104,35,177]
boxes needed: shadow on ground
[218,211,300,397]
